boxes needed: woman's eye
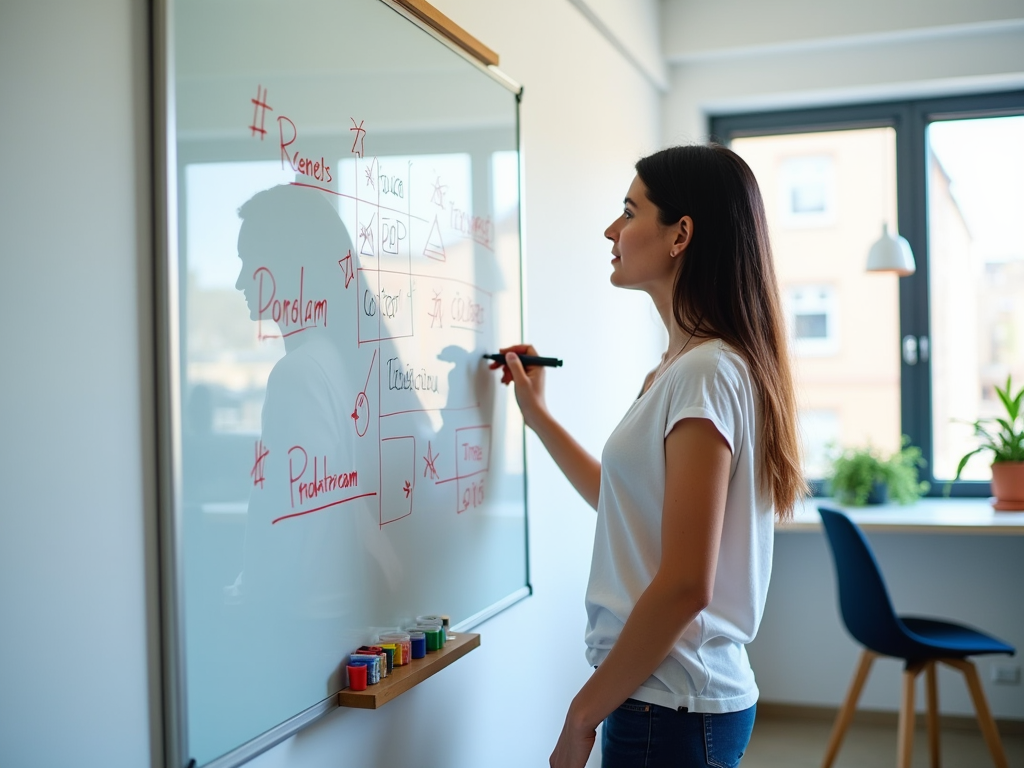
[623,209,633,219]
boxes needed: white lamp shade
[867,224,916,276]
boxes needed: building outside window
[787,284,839,357]
[713,91,1024,496]
[779,155,835,228]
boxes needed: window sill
[780,496,1024,535]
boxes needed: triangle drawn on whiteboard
[423,215,446,262]
[359,214,376,258]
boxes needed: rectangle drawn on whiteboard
[454,425,491,514]
[380,435,416,526]
[357,267,414,344]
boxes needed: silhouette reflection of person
[216,183,382,735]
[233,183,365,615]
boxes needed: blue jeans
[601,699,756,768]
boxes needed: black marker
[483,353,563,368]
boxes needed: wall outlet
[991,664,1021,685]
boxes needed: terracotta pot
[991,461,1024,511]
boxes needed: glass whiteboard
[156,1,527,765]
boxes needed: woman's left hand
[549,713,596,768]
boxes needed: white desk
[782,497,1024,535]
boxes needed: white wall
[661,0,1024,142]
[567,0,668,89]
[0,2,158,768]
[660,0,1024,720]
[0,1,663,767]
[662,0,1024,61]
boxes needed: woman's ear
[670,215,694,258]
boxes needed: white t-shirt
[584,339,774,713]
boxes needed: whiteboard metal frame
[152,1,528,767]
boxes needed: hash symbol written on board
[251,440,269,488]
[249,85,272,140]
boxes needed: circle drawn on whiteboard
[352,391,370,437]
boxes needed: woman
[493,145,806,768]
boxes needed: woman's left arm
[549,416,732,768]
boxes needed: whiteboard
[157,1,527,765]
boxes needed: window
[787,285,839,356]
[779,155,836,227]
[713,90,1024,497]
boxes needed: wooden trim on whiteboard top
[392,0,499,67]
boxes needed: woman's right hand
[491,343,549,430]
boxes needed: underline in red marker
[272,492,378,524]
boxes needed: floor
[743,712,1024,768]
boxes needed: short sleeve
[663,344,742,456]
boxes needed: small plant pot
[991,461,1024,511]
[865,480,889,505]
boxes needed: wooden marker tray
[337,631,480,709]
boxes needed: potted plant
[828,437,929,506]
[950,375,1024,511]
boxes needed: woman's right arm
[496,345,601,511]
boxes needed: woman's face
[604,175,683,294]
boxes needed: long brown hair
[635,144,807,519]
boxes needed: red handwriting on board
[278,115,332,183]
[423,441,440,480]
[449,203,494,251]
[461,478,485,513]
[253,265,328,340]
[350,118,366,157]
[288,446,358,508]
[249,85,272,139]
[428,290,443,328]
[251,440,269,488]
[450,291,484,327]
[338,249,355,289]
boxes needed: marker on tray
[483,353,563,368]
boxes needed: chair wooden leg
[821,650,876,768]
[942,658,1009,768]
[924,660,940,768]
[898,662,924,768]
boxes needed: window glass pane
[928,115,1024,480]
[733,128,902,478]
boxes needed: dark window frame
[710,89,1024,498]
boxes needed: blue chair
[817,507,1015,768]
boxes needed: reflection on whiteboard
[180,121,523,763]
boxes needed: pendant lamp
[867,223,916,276]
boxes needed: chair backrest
[817,507,913,658]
